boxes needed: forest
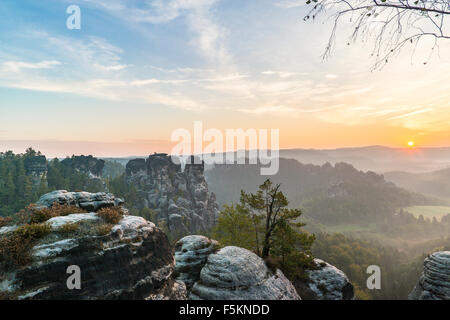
[1,149,449,299]
[0,149,104,217]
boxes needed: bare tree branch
[304,0,450,68]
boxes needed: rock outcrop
[125,154,219,235]
[294,258,354,300]
[174,235,219,289]
[0,191,186,300]
[190,246,301,300]
[409,251,450,300]
[174,236,300,300]
[174,235,355,300]
[24,155,47,186]
[36,190,124,212]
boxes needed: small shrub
[28,208,56,224]
[15,223,51,240]
[14,204,87,225]
[0,223,51,271]
[97,207,123,224]
[0,216,13,228]
[0,234,34,270]
[59,223,79,234]
[51,203,87,216]
[96,223,114,236]
[264,255,282,274]
[138,208,157,222]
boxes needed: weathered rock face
[24,155,47,186]
[174,235,219,289]
[174,236,355,300]
[190,246,301,300]
[0,191,186,300]
[295,258,354,300]
[409,251,450,300]
[125,154,219,235]
[36,190,124,212]
[173,236,300,300]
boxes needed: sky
[1,0,450,157]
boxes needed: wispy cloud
[388,108,434,120]
[262,71,297,78]
[2,60,61,72]
[238,105,297,115]
[94,64,129,71]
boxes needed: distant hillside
[280,146,450,173]
[385,168,450,201]
[205,158,438,225]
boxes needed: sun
[407,141,415,147]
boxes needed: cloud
[262,71,296,78]
[388,108,434,120]
[238,105,297,115]
[81,0,230,65]
[2,60,61,72]
[94,64,129,71]
[130,78,189,86]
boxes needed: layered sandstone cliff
[0,191,186,300]
[125,154,219,235]
[409,251,450,300]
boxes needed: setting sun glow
[408,141,415,147]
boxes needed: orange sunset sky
[1,1,450,157]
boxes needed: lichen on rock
[297,258,354,300]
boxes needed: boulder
[189,246,300,300]
[174,235,219,289]
[295,258,354,300]
[0,212,186,300]
[409,251,450,300]
[36,190,124,212]
[0,190,186,300]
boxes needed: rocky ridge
[409,251,450,300]
[125,154,219,235]
[0,191,186,300]
[174,235,354,300]
[36,190,124,211]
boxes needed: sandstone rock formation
[174,235,219,289]
[125,154,219,235]
[24,155,47,186]
[409,251,450,300]
[174,235,356,300]
[174,236,300,300]
[190,246,301,300]
[295,258,354,300]
[36,190,124,212]
[23,154,105,190]
[0,191,186,300]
